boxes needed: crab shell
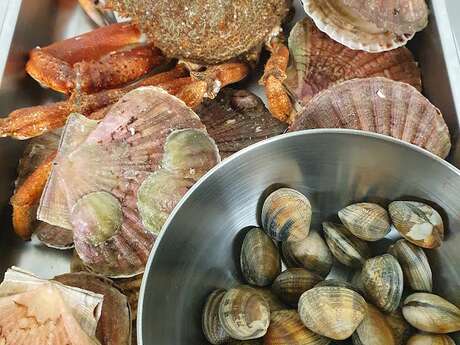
[106,0,291,64]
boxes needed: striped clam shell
[407,334,456,345]
[272,268,323,306]
[384,308,413,345]
[202,289,232,345]
[352,303,396,345]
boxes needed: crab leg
[26,23,166,94]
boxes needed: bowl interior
[139,130,460,344]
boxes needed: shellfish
[240,227,281,287]
[298,286,367,340]
[388,239,432,292]
[384,308,413,345]
[202,289,232,345]
[252,288,287,312]
[34,222,74,250]
[289,78,451,159]
[402,293,460,333]
[261,188,311,242]
[352,304,396,345]
[264,310,330,345]
[38,87,220,277]
[272,268,323,306]
[389,201,444,249]
[338,203,391,241]
[218,285,270,340]
[315,279,362,295]
[361,254,404,313]
[407,334,456,345]
[281,230,333,277]
[322,222,371,268]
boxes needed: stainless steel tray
[0,0,459,294]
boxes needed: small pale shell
[338,203,390,241]
[252,288,287,312]
[389,201,444,249]
[298,286,367,340]
[352,304,396,345]
[219,285,270,340]
[281,231,333,277]
[264,310,330,345]
[388,239,432,292]
[384,308,413,345]
[402,293,460,333]
[361,254,404,313]
[322,222,371,268]
[202,289,232,345]
[272,268,323,306]
[261,188,311,242]
[240,227,281,287]
[407,334,456,345]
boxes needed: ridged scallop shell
[252,288,287,312]
[298,286,367,340]
[338,203,391,241]
[290,78,451,158]
[281,230,333,277]
[272,268,323,306]
[301,0,427,52]
[218,285,270,340]
[114,274,143,320]
[352,304,396,345]
[389,201,444,249]
[407,334,456,345]
[285,18,421,107]
[54,272,132,345]
[264,310,331,345]
[196,89,287,159]
[38,87,220,277]
[202,289,232,345]
[315,279,362,295]
[402,293,460,333]
[388,239,432,292]
[384,308,413,345]
[240,227,281,287]
[361,254,404,313]
[34,222,74,249]
[322,222,371,268]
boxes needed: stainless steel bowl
[139,129,460,344]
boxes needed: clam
[352,303,396,345]
[253,288,287,312]
[384,308,413,345]
[298,286,367,340]
[322,222,371,268]
[264,310,330,345]
[402,293,460,333]
[350,270,367,297]
[272,268,323,306]
[240,227,281,286]
[407,334,456,345]
[338,203,391,241]
[388,239,432,292]
[289,78,451,159]
[281,230,333,277]
[261,188,311,242]
[361,254,404,313]
[202,289,232,345]
[227,340,264,345]
[315,279,362,295]
[219,285,270,340]
[389,201,444,249]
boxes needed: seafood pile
[201,187,460,344]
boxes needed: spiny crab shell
[106,0,291,64]
[38,86,220,277]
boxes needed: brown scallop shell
[285,18,421,107]
[290,77,451,158]
[34,222,74,250]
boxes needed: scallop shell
[298,286,367,340]
[361,254,404,313]
[202,289,232,345]
[389,201,444,249]
[218,285,270,340]
[196,89,287,159]
[384,308,413,345]
[272,268,323,306]
[301,0,426,52]
[38,87,220,277]
[54,272,132,345]
[289,77,451,158]
[338,203,391,241]
[252,288,287,312]
[281,230,333,277]
[264,310,330,345]
[352,304,396,345]
[407,334,456,345]
[315,279,362,295]
[388,239,432,292]
[261,188,311,242]
[322,222,371,268]
[34,222,74,249]
[114,274,143,320]
[285,17,421,107]
[402,293,460,333]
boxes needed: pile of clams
[201,188,460,344]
